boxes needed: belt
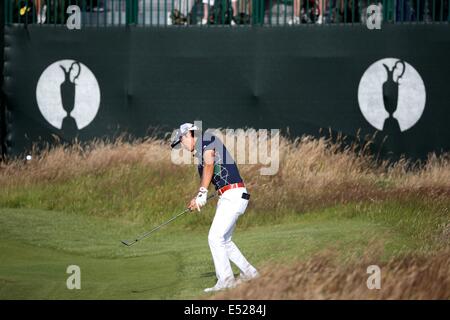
[217,182,245,195]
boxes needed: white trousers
[208,187,257,284]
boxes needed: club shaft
[128,193,217,244]
[135,208,190,241]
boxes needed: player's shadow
[130,283,176,293]
[200,272,216,278]
[200,272,240,278]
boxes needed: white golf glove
[195,187,208,212]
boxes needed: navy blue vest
[195,134,243,190]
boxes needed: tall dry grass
[0,137,173,186]
[0,133,449,221]
[213,249,450,300]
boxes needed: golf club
[121,193,217,247]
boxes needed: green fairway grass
[0,198,446,299]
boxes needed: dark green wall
[0,4,4,158]
[3,25,450,159]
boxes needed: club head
[121,239,136,247]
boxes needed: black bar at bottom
[0,300,447,318]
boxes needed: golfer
[171,123,259,292]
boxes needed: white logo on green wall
[36,59,100,130]
[358,58,426,132]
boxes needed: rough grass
[1,134,449,227]
[213,249,450,300]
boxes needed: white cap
[170,123,200,148]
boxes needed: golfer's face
[180,133,195,152]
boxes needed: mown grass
[0,197,446,299]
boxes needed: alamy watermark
[66,265,81,290]
[366,4,383,30]
[66,5,81,30]
[366,265,381,290]
[170,121,280,176]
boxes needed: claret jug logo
[36,60,101,133]
[358,58,426,132]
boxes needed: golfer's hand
[188,198,198,212]
[188,187,208,212]
[195,187,208,211]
